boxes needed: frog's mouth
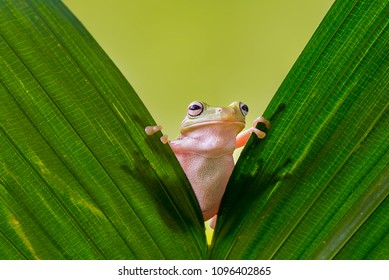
[181,120,246,130]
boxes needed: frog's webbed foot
[251,116,270,138]
[145,125,169,144]
[236,116,270,148]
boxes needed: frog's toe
[251,127,266,139]
[253,116,270,128]
[145,125,162,135]
[160,134,169,144]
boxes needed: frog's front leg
[236,116,270,148]
[145,125,169,144]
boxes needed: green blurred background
[63,0,334,140]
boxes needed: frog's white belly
[175,153,234,221]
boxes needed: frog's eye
[240,102,249,116]
[187,101,204,117]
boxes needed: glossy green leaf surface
[0,0,206,259]
[210,0,388,259]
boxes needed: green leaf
[210,0,388,259]
[0,0,206,259]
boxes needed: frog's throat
[181,120,245,130]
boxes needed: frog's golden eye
[239,102,249,116]
[187,101,204,117]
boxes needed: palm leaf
[0,0,206,259]
[210,0,388,259]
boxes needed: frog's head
[180,101,247,131]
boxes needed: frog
[145,101,270,227]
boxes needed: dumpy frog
[145,101,269,226]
